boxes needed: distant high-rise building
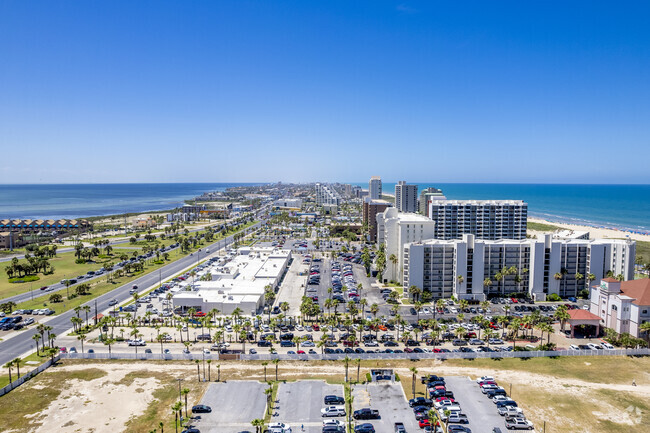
[394,181,418,213]
[369,176,382,200]
[418,187,447,216]
[363,199,392,242]
[315,183,341,206]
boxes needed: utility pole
[94,299,98,326]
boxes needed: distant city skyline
[1,1,650,184]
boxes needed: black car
[409,397,433,407]
[448,426,471,433]
[257,341,272,347]
[353,408,380,420]
[412,405,430,413]
[181,429,200,433]
[354,424,375,433]
[324,395,345,405]
[191,404,212,413]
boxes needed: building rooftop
[567,309,601,321]
[620,278,650,306]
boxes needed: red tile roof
[620,279,650,306]
[567,309,601,321]
[602,278,619,283]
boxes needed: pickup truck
[505,418,534,430]
[353,408,380,420]
[394,422,406,433]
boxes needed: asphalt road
[0,222,260,366]
[357,382,419,433]
[196,381,267,433]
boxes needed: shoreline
[528,217,650,243]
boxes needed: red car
[435,397,455,402]
[418,419,430,428]
[511,298,518,303]
[40,286,48,291]
[193,312,206,317]
[297,350,305,354]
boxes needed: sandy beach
[528,217,650,243]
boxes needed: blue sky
[1,1,649,184]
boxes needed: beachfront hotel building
[369,176,382,200]
[0,218,91,234]
[172,246,291,316]
[376,207,435,282]
[428,200,528,240]
[315,183,341,206]
[402,234,636,301]
[589,278,650,338]
[418,187,447,216]
[394,181,418,213]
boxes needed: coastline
[528,217,650,243]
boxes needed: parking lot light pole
[176,378,184,403]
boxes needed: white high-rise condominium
[402,234,636,301]
[428,200,528,240]
[395,181,418,213]
[315,183,341,206]
[376,207,435,282]
[369,176,382,199]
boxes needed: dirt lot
[0,356,648,433]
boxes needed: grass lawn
[632,239,650,263]
[0,251,139,300]
[0,351,53,388]
[14,221,258,315]
[527,221,562,232]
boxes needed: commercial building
[369,176,382,200]
[273,198,303,210]
[376,207,435,282]
[172,247,292,316]
[418,188,447,216]
[363,199,392,243]
[394,181,418,213]
[403,234,636,301]
[428,200,528,240]
[590,278,650,338]
[315,183,341,206]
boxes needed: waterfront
[0,183,261,220]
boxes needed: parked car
[353,408,380,420]
[321,406,346,417]
[191,405,212,413]
[324,395,345,405]
[505,418,534,430]
[354,423,375,433]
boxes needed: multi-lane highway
[0,222,261,365]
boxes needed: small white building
[590,278,650,337]
[172,247,291,316]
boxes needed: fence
[0,355,60,397]
[58,348,650,362]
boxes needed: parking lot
[444,376,508,433]
[274,381,344,433]
[352,382,420,433]
[196,381,267,433]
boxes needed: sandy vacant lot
[1,356,648,433]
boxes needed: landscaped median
[14,221,258,316]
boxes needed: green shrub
[366,372,372,382]
[394,373,401,382]
[547,293,562,302]
[9,275,40,283]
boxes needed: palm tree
[77,332,87,353]
[103,337,116,357]
[32,333,41,356]
[554,305,571,332]
[409,366,418,399]
[181,387,190,417]
[389,253,398,280]
[3,361,13,386]
[251,418,265,433]
[409,285,422,302]
[172,401,182,433]
[272,358,280,381]
[261,361,269,382]
[639,322,650,347]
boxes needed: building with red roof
[590,278,650,337]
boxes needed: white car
[505,418,534,430]
[587,343,602,350]
[301,341,315,347]
[422,307,431,315]
[321,406,345,417]
[499,406,524,417]
[268,422,290,433]
[477,376,495,384]
[569,344,580,350]
[295,325,304,331]
[601,342,615,350]
[323,419,344,427]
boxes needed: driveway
[195,381,267,433]
[274,381,345,433]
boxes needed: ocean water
[0,183,260,220]
[356,183,650,234]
